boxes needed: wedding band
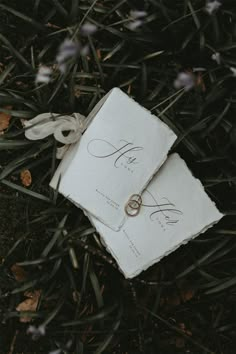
[125,203,140,216]
[128,199,140,210]
[129,194,142,205]
[125,194,142,217]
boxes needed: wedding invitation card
[50,88,223,278]
[50,88,177,231]
[88,154,223,278]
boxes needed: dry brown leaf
[11,264,27,282]
[197,73,206,92]
[74,86,81,98]
[164,294,181,307]
[96,49,101,60]
[179,322,192,336]
[0,106,12,133]
[8,330,18,354]
[16,290,41,323]
[161,285,195,309]
[175,336,185,348]
[46,22,61,30]
[20,169,32,187]
[72,290,80,303]
[181,288,195,303]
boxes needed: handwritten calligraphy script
[142,189,183,226]
[87,139,143,168]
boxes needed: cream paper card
[50,88,177,231]
[88,154,224,278]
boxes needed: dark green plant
[0,0,236,353]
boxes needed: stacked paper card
[50,88,223,278]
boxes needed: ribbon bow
[24,112,88,159]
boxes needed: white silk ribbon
[24,112,88,158]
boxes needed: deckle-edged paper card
[88,153,224,278]
[50,88,177,231]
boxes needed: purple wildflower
[126,20,143,31]
[49,350,61,354]
[174,72,195,91]
[80,44,90,56]
[81,22,97,35]
[36,66,52,84]
[130,10,147,19]
[126,9,147,31]
[27,324,46,340]
[205,0,222,15]
[49,339,73,354]
[211,52,221,65]
[56,39,79,73]
[230,67,236,77]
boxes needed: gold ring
[125,194,142,217]
[129,194,142,205]
[128,199,140,210]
